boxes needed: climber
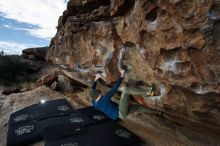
[89,69,156,120]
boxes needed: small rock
[20,88,28,92]
[51,81,58,91]
[2,87,20,95]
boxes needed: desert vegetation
[0,50,38,87]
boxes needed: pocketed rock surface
[46,0,220,144]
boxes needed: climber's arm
[92,74,101,90]
[103,70,125,99]
[92,81,97,90]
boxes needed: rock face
[46,0,220,144]
[36,72,58,87]
[23,47,48,60]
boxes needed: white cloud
[0,41,38,54]
[3,24,12,29]
[0,0,67,39]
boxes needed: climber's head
[89,89,102,100]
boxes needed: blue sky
[0,0,68,54]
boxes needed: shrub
[0,54,29,84]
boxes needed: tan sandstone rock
[22,47,48,60]
[36,72,58,87]
[46,0,220,145]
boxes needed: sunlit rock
[46,0,220,144]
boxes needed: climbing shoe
[146,90,154,96]
[146,84,156,96]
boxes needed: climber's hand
[120,69,126,78]
[95,74,102,81]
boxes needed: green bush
[0,54,29,84]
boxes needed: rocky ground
[1,85,220,146]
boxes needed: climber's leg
[119,87,131,119]
[119,87,157,119]
[119,87,148,119]
[125,87,149,97]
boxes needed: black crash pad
[39,115,70,133]
[33,99,74,120]
[9,105,36,126]
[7,120,42,146]
[67,112,95,126]
[45,121,142,146]
[42,123,83,141]
[39,112,94,133]
[39,107,109,135]
[77,106,111,123]
[9,99,75,125]
[45,135,87,146]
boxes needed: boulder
[37,73,58,87]
[45,0,220,144]
[2,87,20,95]
[22,47,48,60]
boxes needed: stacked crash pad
[7,99,142,146]
[7,99,74,146]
